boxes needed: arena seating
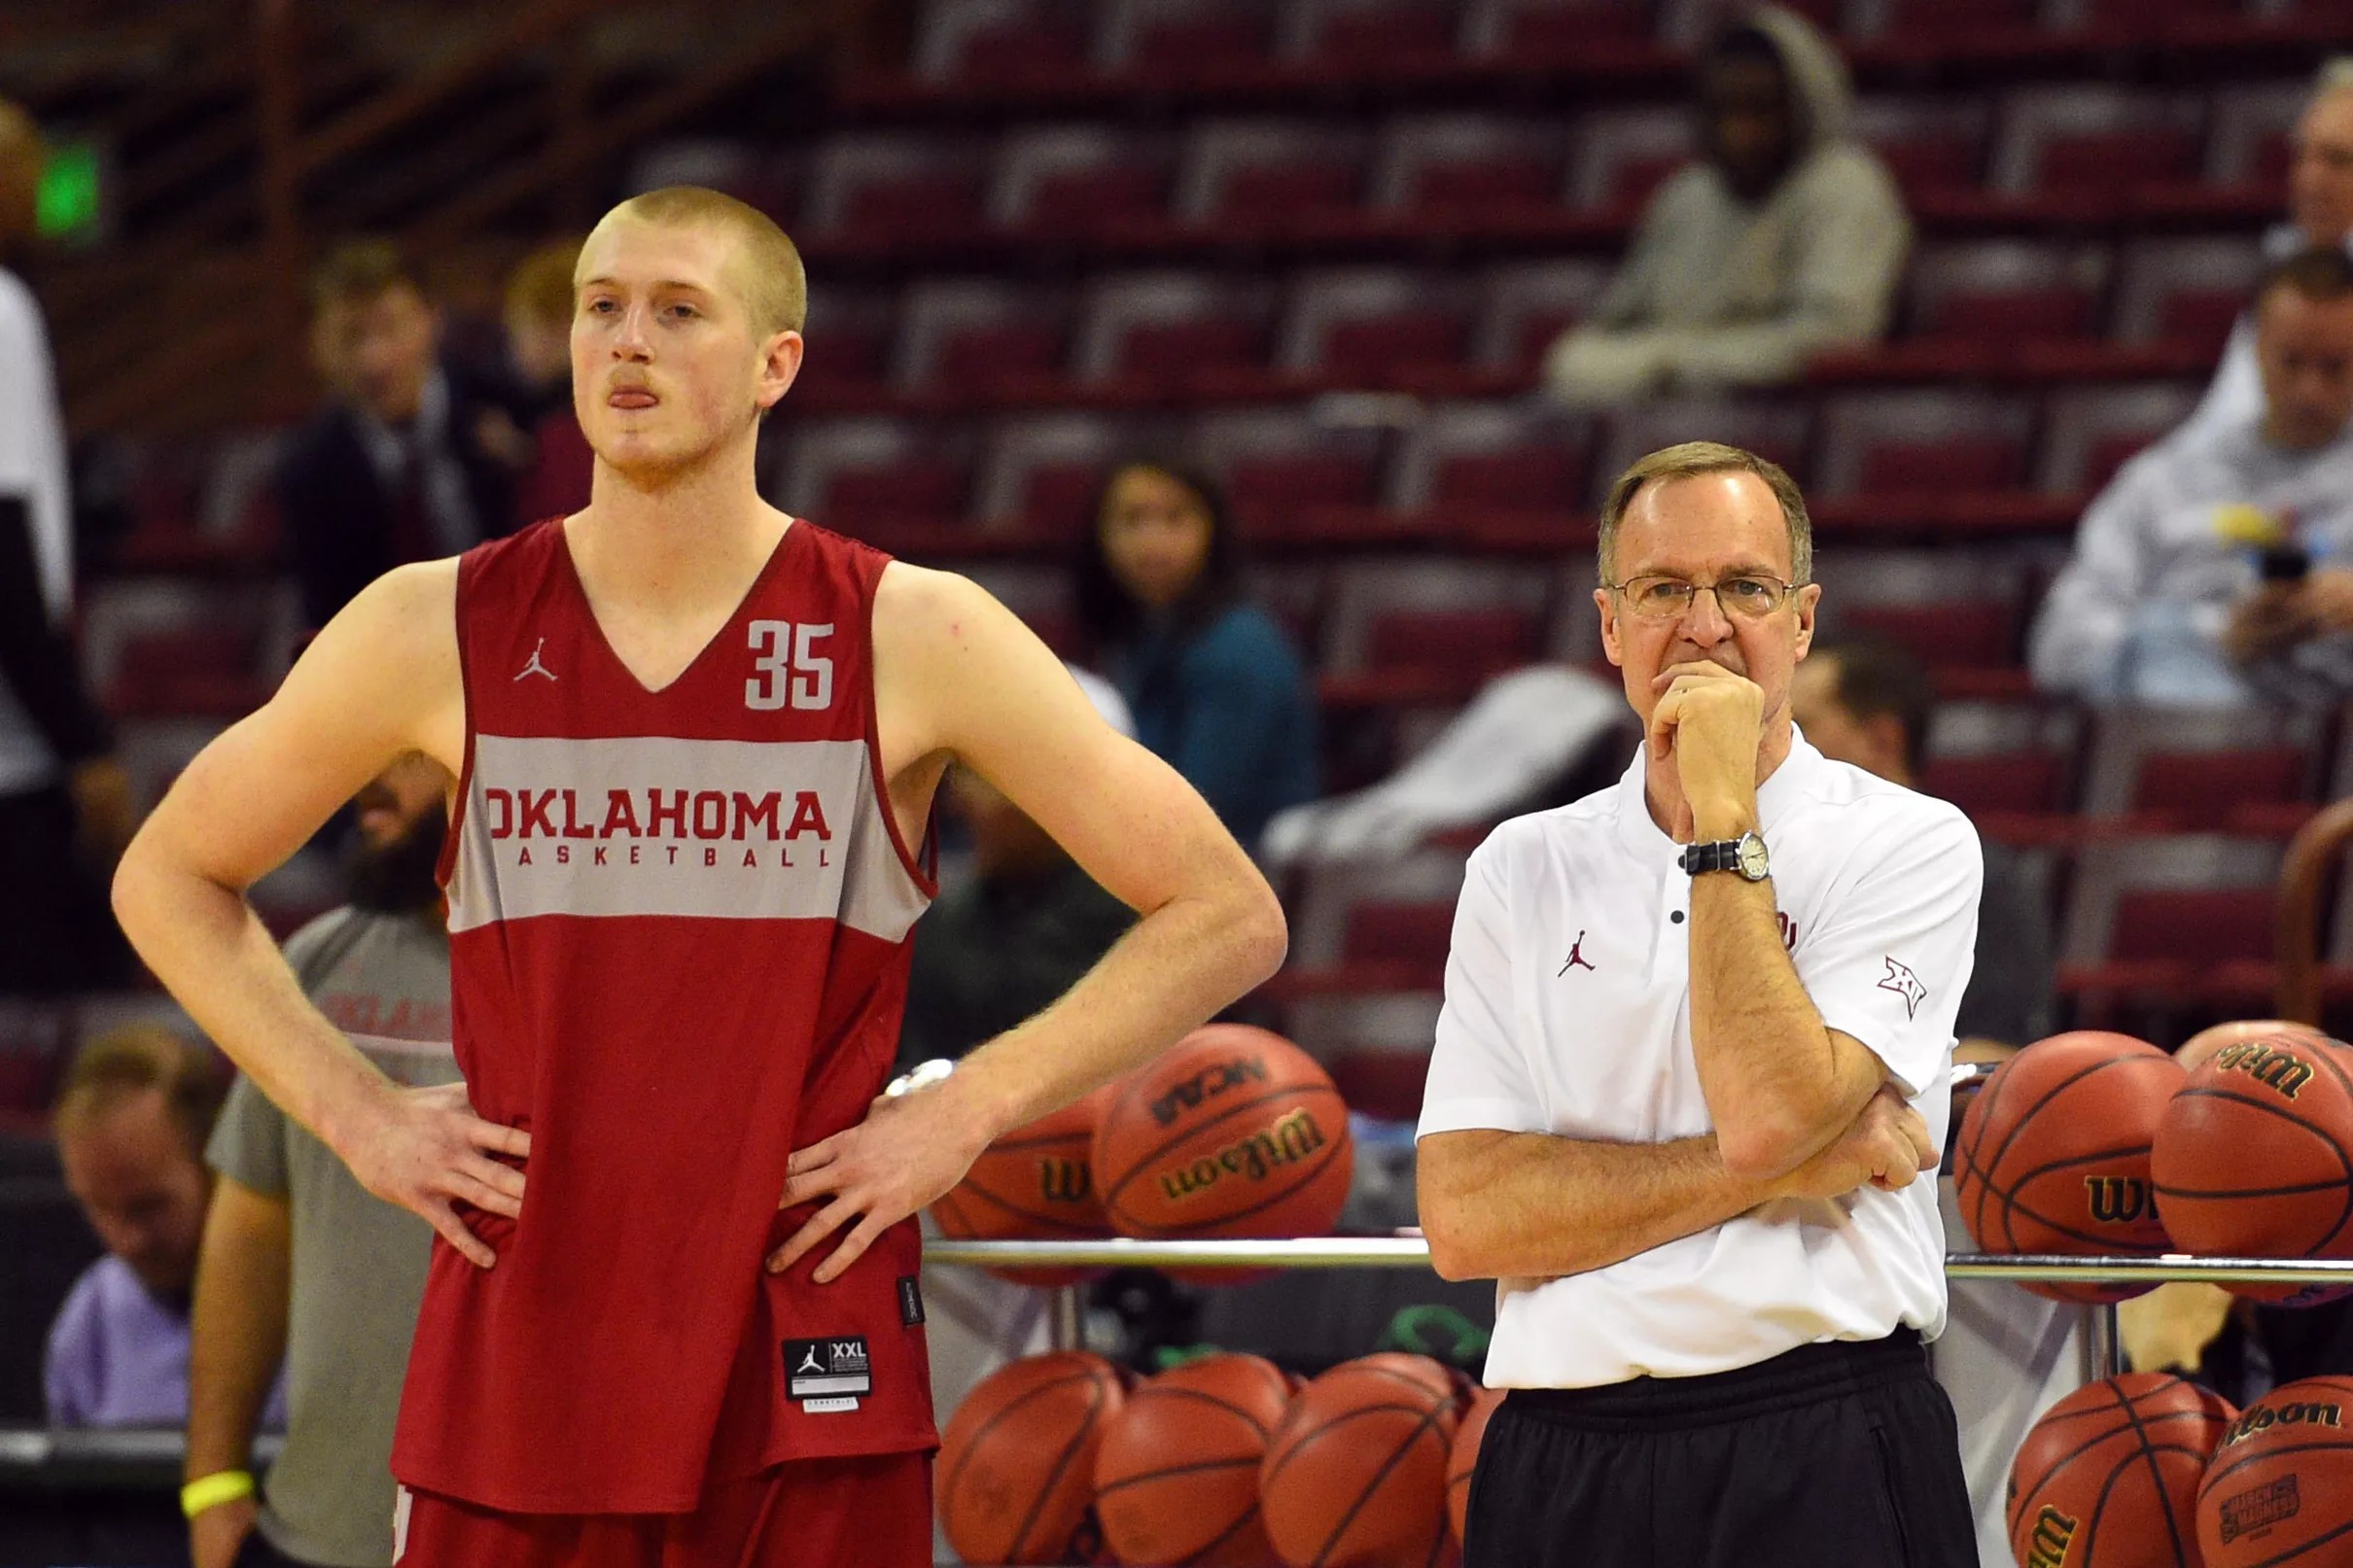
[43,0,2353,1121]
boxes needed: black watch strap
[1680,841,1738,874]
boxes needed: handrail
[925,1237,2353,1286]
[2277,796,2353,1024]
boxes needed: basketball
[1258,1352,1465,1568]
[2153,1032,2353,1304]
[1093,1352,1294,1567]
[932,1083,1118,1285]
[1447,1388,1505,1548]
[1951,1030,2183,1303]
[2195,1376,2353,1564]
[2005,1374,2235,1567]
[1094,1025,1354,1250]
[2179,1020,2341,1072]
[937,1350,1129,1566]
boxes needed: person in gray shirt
[1543,6,1909,403]
[2030,247,2353,708]
[184,752,457,1568]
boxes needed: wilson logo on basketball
[1158,1108,1330,1202]
[2221,1401,2343,1448]
[2212,1040,2316,1100]
[1148,1056,1270,1128]
[2219,1475,2302,1544]
[2083,1176,2156,1226]
[2021,1503,2077,1566]
[1037,1158,1091,1205]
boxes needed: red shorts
[393,1452,932,1568]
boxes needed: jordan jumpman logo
[1558,930,1596,976]
[795,1346,826,1376]
[513,637,557,681]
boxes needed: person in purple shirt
[46,1023,285,1428]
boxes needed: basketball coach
[1418,441,1982,1567]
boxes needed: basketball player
[1418,442,1981,1567]
[113,186,1285,1565]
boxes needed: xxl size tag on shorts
[785,1335,873,1406]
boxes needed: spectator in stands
[46,1025,284,1429]
[2030,248,2353,707]
[1791,634,2068,1567]
[1790,637,2054,1057]
[1542,6,1908,404]
[896,670,1137,1073]
[2191,59,2353,434]
[1076,459,1317,848]
[495,237,593,527]
[185,753,454,1568]
[0,97,136,994]
[274,240,527,631]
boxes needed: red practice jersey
[393,518,939,1513]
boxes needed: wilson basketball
[1093,1352,1294,1567]
[2178,1020,2340,1072]
[2153,1032,2353,1305]
[1447,1389,1505,1548]
[1094,1025,1353,1249]
[1258,1353,1465,1568]
[2196,1376,2353,1565]
[2006,1374,2235,1568]
[932,1083,1118,1286]
[1951,1030,2183,1304]
[938,1350,1128,1566]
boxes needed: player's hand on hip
[766,1076,992,1284]
[341,1081,529,1269]
[189,1492,257,1568]
[1769,1083,1933,1202]
[1646,661,1763,831]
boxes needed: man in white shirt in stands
[2190,58,2353,435]
[2030,247,2353,707]
[1419,441,1981,1567]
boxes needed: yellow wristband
[181,1470,255,1519]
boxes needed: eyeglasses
[1607,574,1800,620]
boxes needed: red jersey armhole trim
[860,553,938,902]
[435,558,476,892]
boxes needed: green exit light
[36,142,101,243]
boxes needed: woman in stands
[1075,459,1318,849]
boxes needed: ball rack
[924,1240,2353,1375]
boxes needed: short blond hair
[1598,441,1813,585]
[53,1024,228,1157]
[506,238,583,329]
[594,186,807,337]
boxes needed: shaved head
[585,187,806,338]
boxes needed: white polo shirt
[1417,731,1983,1388]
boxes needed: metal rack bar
[925,1238,2353,1285]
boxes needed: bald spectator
[1543,6,1908,403]
[2192,60,2353,434]
[45,1026,284,1429]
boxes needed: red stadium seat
[1116,0,1276,74]
[1300,0,1463,70]
[2057,835,2285,1024]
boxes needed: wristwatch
[1680,830,1770,882]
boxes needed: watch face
[1736,834,1770,880]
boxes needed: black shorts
[1464,1329,1975,1568]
